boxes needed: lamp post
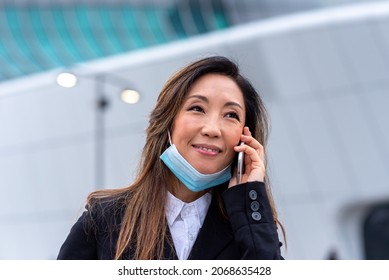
[94,73,109,190]
[56,71,140,190]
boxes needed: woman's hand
[228,127,265,187]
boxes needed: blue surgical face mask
[160,134,231,192]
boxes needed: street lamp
[121,89,141,104]
[56,70,140,190]
[56,72,78,88]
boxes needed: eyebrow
[187,95,244,110]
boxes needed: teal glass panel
[0,2,231,82]
[120,8,146,49]
[167,7,188,39]
[145,7,168,44]
[98,8,126,53]
[51,7,85,62]
[189,0,208,33]
[75,5,105,57]
[5,7,44,73]
[29,7,64,67]
[211,0,230,29]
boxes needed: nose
[200,115,222,138]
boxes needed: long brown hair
[87,56,284,259]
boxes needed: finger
[234,144,265,180]
[234,144,260,163]
[243,127,256,145]
[243,126,251,136]
[240,134,262,150]
[240,137,264,164]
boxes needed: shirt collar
[165,191,212,227]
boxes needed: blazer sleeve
[222,181,283,260]
[57,208,98,260]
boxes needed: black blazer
[57,181,282,260]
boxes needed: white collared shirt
[165,191,212,260]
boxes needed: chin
[195,166,224,174]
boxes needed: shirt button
[249,190,257,200]
[250,201,260,211]
[251,212,262,221]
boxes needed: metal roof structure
[0,1,229,82]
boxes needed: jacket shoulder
[57,195,127,260]
[87,195,127,232]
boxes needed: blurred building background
[0,0,388,259]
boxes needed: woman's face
[171,73,246,174]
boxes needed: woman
[57,56,284,260]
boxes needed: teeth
[198,146,218,153]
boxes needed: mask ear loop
[167,131,173,145]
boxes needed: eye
[188,105,204,113]
[225,112,240,121]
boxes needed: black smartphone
[237,142,244,184]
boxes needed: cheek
[171,116,195,141]
[226,128,242,151]
[233,125,244,141]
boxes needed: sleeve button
[249,190,257,200]
[250,201,260,211]
[251,212,262,221]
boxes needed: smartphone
[237,142,244,184]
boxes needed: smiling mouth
[193,145,221,153]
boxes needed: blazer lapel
[188,196,233,259]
